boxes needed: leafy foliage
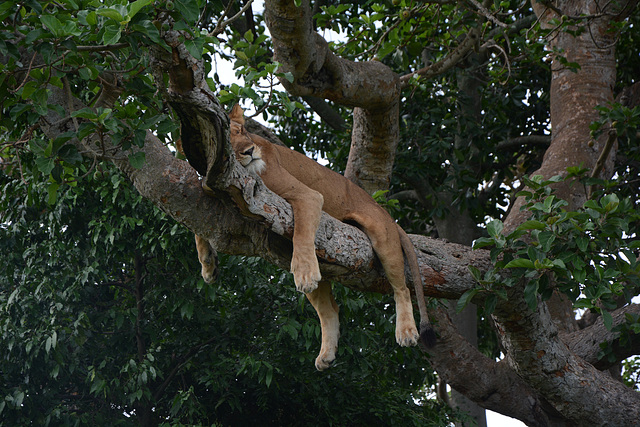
[0,161,452,425]
[465,172,640,358]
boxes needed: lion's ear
[229,104,245,125]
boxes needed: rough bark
[428,307,564,426]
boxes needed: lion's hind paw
[395,324,419,347]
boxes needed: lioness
[196,105,434,370]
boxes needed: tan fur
[196,104,434,370]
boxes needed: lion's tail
[397,225,436,348]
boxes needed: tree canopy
[1,0,639,426]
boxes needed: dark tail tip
[419,322,436,348]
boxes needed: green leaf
[576,236,589,252]
[103,23,122,45]
[472,237,495,249]
[97,8,124,22]
[516,220,547,231]
[601,193,619,213]
[128,151,146,169]
[58,144,83,164]
[456,288,479,313]
[484,294,497,315]
[47,182,60,205]
[180,302,194,319]
[128,0,153,20]
[41,15,63,37]
[71,108,98,120]
[523,280,539,310]
[468,265,482,282]
[504,258,535,269]
[184,37,205,60]
[174,0,201,23]
[265,368,273,387]
[538,231,556,252]
[487,219,504,238]
[35,156,55,175]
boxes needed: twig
[466,0,508,27]
[9,51,37,94]
[248,74,275,119]
[211,0,255,37]
[399,27,479,86]
[76,43,129,52]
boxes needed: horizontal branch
[497,135,551,151]
[563,303,640,370]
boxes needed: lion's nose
[243,147,254,157]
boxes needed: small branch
[301,96,347,131]
[588,126,617,198]
[564,303,640,370]
[152,336,219,401]
[399,27,479,86]
[76,43,129,52]
[9,51,37,93]
[211,0,255,36]
[497,135,551,151]
[465,0,508,28]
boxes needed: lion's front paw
[395,321,419,347]
[315,351,336,371]
[291,253,321,294]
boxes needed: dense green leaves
[0,162,452,425]
[467,173,640,349]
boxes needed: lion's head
[229,105,266,175]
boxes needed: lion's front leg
[305,281,340,371]
[287,189,324,294]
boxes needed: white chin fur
[246,159,266,175]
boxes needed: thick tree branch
[493,287,640,424]
[489,1,640,423]
[428,307,563,426]
[264,0,401,193]
[563,303,640,370]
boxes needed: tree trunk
[491,0,640,424]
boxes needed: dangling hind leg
[305,281,340,370]
[352,215,419,347]
[195,235,218,283]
